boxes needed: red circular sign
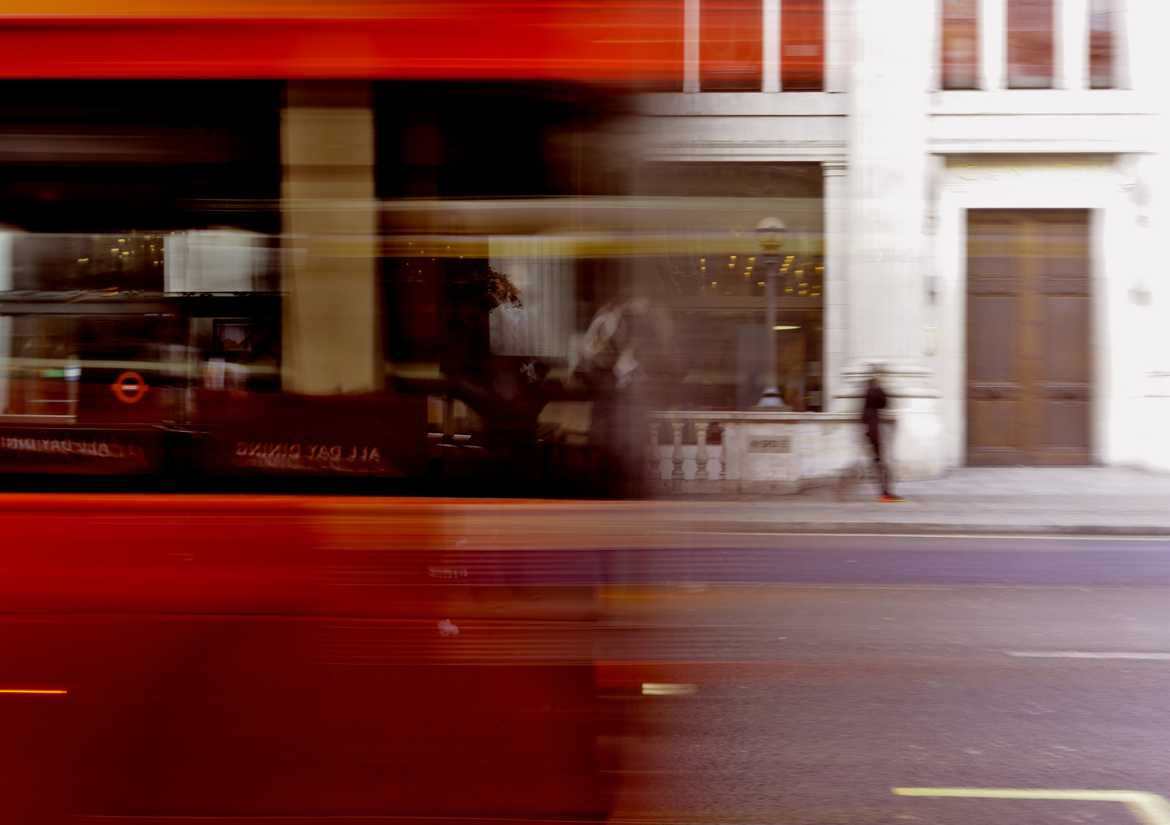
[111,371,148,404]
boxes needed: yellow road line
[0,688,67,695]
[893,787,1170,825]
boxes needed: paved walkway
[667,467,1170,535]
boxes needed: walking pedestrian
[862,365,902,502]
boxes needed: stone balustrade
[647,410,866,495]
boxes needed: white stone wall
[628,0,1170,475]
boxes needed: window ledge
[634,92,846,117]
[931,89,1155,116]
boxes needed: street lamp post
[755,217,787,409]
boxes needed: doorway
[966,209,1092,465]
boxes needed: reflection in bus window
[2,317,77,418]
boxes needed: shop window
[1007,0,1054,88]
[781,0,824,91]
[631,162,825,412]
[941,0,979,89]
[1089,0,1118,89]
[701,0,763,92]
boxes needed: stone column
[1056,0,1090,90]
[764,0,781,92]
[1113,0,1134,89]
[841,0,942,477]
[824,0,851,93]
[1128,0,1170,469]
[281,81,381,395]
[978,0,1007,90]
[684,0,701,92]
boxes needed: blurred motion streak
[0,2,686,82]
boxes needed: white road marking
[1005,651,1170,661]
[893,787,1170,825]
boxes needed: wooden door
[966,210,1092,465]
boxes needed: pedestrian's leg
[873,435,892,497]
[865,431,881,497]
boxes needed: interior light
[773,324,801,331]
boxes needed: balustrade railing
[647,409,862,494]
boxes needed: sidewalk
[667,467,1170,535]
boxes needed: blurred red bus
[0,1,825,90]
[0,495,618,823]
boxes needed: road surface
[602,532,1170,825]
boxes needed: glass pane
[669,308,823,409]
[781,0,824,91]
[1089,0,1116,89]
[1007,0,1054,88]
[700,0,763,92]
[941,0,979,89]
[632,162,825,411]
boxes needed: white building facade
[635,0,1170,484]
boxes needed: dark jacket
[862,381,887,435]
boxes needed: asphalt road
[603,532,1170,825]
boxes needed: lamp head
[755,217,787,254]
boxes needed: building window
[700,0,763,92]
[781,0,824,91]
[1007,0,1054,88]
[1089,0,1118,89]
[632,162,825,412]
[940,0,979,89]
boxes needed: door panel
[967,217,1026,465]
[967,292,1023,464]
[967,210,1091,465]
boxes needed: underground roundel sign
[111,371,148,404]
